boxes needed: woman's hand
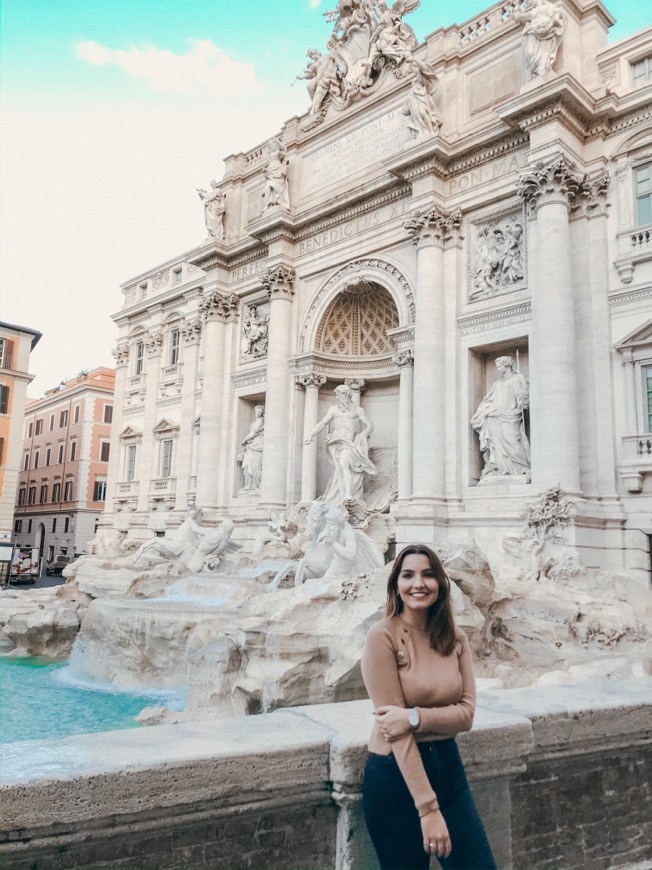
[420,809,451,859]
[375,705,412,740]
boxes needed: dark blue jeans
[363,739,497,870]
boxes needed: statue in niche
[241,305,269,358]
[262,137,290,211]
[514,0,565,79]
[471,356,531,480]
[237,405,265,494]
[304,384,377,504]
[197,180,226,240]
[470,218,525,299]
[296,49,340,115]
[402,59,441,139]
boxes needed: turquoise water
[0,657,183,743]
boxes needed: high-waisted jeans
[363,739,497,870]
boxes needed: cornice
[457,301,531,335]
[608,285,652,307]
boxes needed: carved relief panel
[240,298,271,362]
[467,207,527,303]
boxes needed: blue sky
[1,0,649,395]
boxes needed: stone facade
[103,0,652,584]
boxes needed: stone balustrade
[1,680,650,870]
[614,224,652,283]
[620,433,652,492]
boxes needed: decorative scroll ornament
[198,291,239,323]
[111,345,130,367]
[393,349,414,368]
[261,264,296,299]
[297,373,327,389]
[404,206,463,247]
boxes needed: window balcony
[614,224,652,283]
[620,434,652,492]
[0,349,13,370]
[115,480,139,498]
[128,374,146,388]
[149,477,176,496]
[161,363,182,378]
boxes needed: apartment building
[14,367,115,563]
[0,321,42,543]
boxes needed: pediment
[153,417,180,435]
[615,319,652,352]
[119,425,142,441]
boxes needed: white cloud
[75,39,263,97]
[309,0,322,8]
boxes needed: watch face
[408,709,418,728]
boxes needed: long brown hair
[385,544,457,656]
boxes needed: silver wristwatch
[408,708,420,730]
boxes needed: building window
[63,480,73,501]
[0,338,13,369]
[28,485,36,505]
[70,440,77,462]
[52,518,57,533]
[73,404,80,424]
[104,404,113,423]
[45,446,51,466]
[64,517,70,533]
[135,341,144,375]
[126,445,137,481]
[644,364,652,433]
[27,519,32,533]
[100,441,111,462]
[172,268,182,285]
[160,439,173,478]
[40,484,48,504]
[18,488,26,506]
[57,443,64,464]
[52,481,61,502]
[23,452,30,471]
[93,479,107,501]
[0,437,3,464]
[0,384,9,415]
[633,55,652,86]
[169,329,180,365]
[34,450,39,469]
[49,414,55,431]
[14,519,22,533]
[635,162,651,227]
[27,421,33,438]
[35,419,43,435]
[60,409,68,428]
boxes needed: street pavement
[4,574,66,590]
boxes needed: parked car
[45,555,71,576]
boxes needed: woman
[361,544,496,870]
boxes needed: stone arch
[299,257,415,354]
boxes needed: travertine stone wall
[1,682,650,870]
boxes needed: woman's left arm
[377,632,476,740]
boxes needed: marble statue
[132,505,240,573]
[402,59,441,138]
[471,356,531,479]
[237,405,265,494]
[297,49,340,115]
[241,305,269,358]
[263,137,290,211]
[197,180,226,240]
[304,384,377,503]
[514,0,565,79]
[365,0,418,70]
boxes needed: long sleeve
[415,630,476,736]
[361,623,440,816]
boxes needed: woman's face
[396,553,439,614]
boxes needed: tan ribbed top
[361,616,476,817]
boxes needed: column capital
[570,169,611,220]
[111,344,130,367]
[297,373,327,389]
[404,206,463,248]
[145,330,164,357]
[182,317,203,346]
[262,263,296,300]
[393,349,414,368]
[198,290,239,323]
[517,156,585,214]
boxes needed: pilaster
[297,373,327,502]
[174,318,203,511]
[393,350,414,501]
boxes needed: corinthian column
[393,350,414,500]
[259,264,296,507]
[137,329,164,512]
[104,343,130,517]
[195,291,238,509]
[175,318,202,510]
[518,156,581,492]
[404,206,462,500]
[298,374,326,501]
